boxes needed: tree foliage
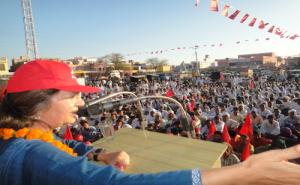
[146,58,168,66]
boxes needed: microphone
[86,97,140,115]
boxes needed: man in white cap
[260,114,280,140]
[222,112,239,131]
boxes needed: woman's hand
[98,150,130,171]
[202,145,300,185]
[240,144,300,185]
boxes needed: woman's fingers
[267,145,300,162]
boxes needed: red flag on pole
[165,89,175,97]
[207,121,216,139]
[228,10,240,20]
[248,18,257,27]
[239,113,253,139]
[240,14,249,23]
[210,0,219,12]
[249,79,255,89]
[241,139,251,161]
[221,4,230,17]
[64,126,74,140]
[222,125,231,143]
[258,20,269,29]
[268,25,275,33]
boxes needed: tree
[99,53,125,71]
[146,58,168,66]
[100,53,124,64]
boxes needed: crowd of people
[1,59,300,185]
[61,73,300,166]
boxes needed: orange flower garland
[0,128,77,156]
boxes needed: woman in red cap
[1,59,300,185]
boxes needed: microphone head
[86,103,102,115]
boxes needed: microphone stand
[87,94,194,138]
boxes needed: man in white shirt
[222,112,239,131]
[260,114,280,140]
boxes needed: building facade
[0,57,9,75]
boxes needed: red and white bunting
[209,2,299,40]
[125,37,275,56]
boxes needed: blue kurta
[0,138,202,185]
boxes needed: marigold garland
[0,128,77,156]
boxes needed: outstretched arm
[201,144,300,185]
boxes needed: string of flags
[196,0,299,40]
[126,1,298,57]
[126,37,271,56]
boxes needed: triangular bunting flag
[228,10,240,20]
[258,20,269,29]
[240,14,249,23]
[268,25,275,33]
[248,18,257,27]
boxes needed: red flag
[0,85,7,102]
[275,27,283,35]
[239,113,253,139]
[221,4,230,17]
[165,89,174,97]
[222,125,231,143]
[190,99,195,111]
[248,79,255,89]
[228,10,240,20]
[240,14,249,23]
[207,121,216,139]
[64,126,74,140]
[248,18,257,27]
[241,139,251,161]
[210,0,219,12]
[258,20,269,29]
[290,34,300,40]
[268,25,275,33]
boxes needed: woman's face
[39,91,85,129]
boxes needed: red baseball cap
[6,59,100,93]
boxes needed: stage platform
[93,128,227,173]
